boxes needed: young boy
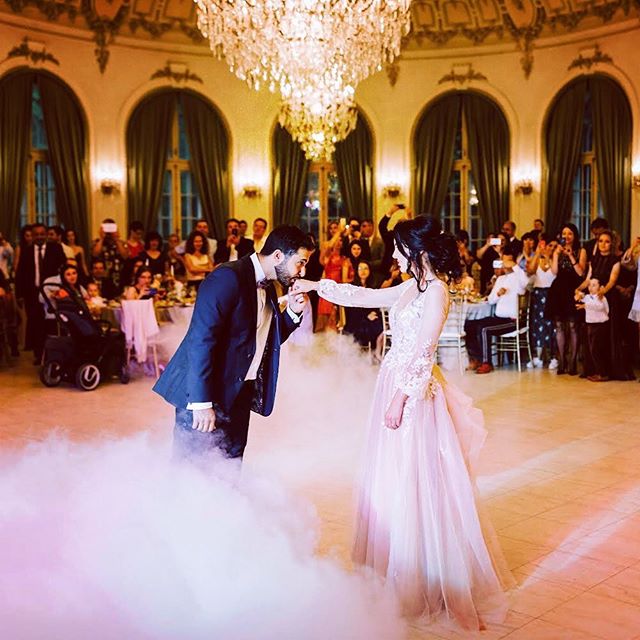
[576,278,610,382]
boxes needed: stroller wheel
[40,361,63,387]
[119,365,130,385]
[76,363,101,391]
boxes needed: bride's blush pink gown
[318,277,512,630]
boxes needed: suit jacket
[153,255,298,417]
[367,236,385,271]
[15,242,66,299]
[214,238,254,265]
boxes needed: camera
[489,237,502,246]
[492,260,504,269]
[559,237,566,246]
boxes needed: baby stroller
[39,281,129,391]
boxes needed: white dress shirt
[488,266,530,319]
[583,294,609,324]
[34,243,47,287]
[187,253,300,411]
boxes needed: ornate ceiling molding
[150,62,202,84]
[568,44,614,71]
[3,36,60,66]
[438,63,487,85]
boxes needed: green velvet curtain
[544,79,588,237]
[464,93,510,234]
[591,76,632,244]
[181,92,230,240]
[126,92,176,232]
[334,114,373,220]
[38,74,90,248]
[412,94,462,216]
[0,71,33,245]
[272,123,309,227]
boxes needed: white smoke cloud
[0,335,405,639]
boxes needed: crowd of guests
[0,216,269,365]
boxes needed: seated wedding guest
[576,278,610,382]
[214,218,253,264]
[52,262,88,304]
[167,233,186,279]
[139,231,168,276]
[360,218,384,272]
[252,218,268,253]
[526,234,557,369]
[343,260,384,356]
[518,232,537,270]
[124,266,156,300]
[85,281,106,318]
[90,258,119,301]
[64,228,89,279]
[465,254,530,374]
[476,232,507,295]
[126,221,145,260]
[184,230,213,291]
[343,239,366,284]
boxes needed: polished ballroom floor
[2,341,640,640]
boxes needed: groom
[153,225,314,461]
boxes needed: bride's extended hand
[291,279,318,294]
[384,391,407,430]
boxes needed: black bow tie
[257,278,271,290]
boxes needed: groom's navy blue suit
[153,255,299,458]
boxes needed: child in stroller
[40,263,129,390]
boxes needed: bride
[293,216,511,630]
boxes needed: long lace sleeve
[397,282,449,399]
[317,278,413,308]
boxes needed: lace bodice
[318,278,450,399]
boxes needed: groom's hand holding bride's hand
[192,408,216,433]
[291,279,317,294]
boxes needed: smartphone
[396,204,405,209]
[231,228,239,237]
[490,237,502,246]
[339,217,347,227]
[492,260,504,269]
[102,222,117,234]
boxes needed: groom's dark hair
[260,225,315,257]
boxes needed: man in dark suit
[154,225,314,462]
[214,218,254,264]
[15,223,66,363]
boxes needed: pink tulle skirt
[352,364,512,630]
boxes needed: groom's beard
[274,262,296,288]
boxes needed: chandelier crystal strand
[195,0,411,159]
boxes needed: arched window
[127,90,230,240]
[413,92,509,250]
[157,100,202,239]
[545,75,632,242]
[20,84,57,228]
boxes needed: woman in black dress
[545,223,587,375]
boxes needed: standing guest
[0,231,14,280]
[13,224,33,275]
[378,204,411,274]
[360,218,384,273]
[583,217,609,259]
[126,221,145,260]
[238,220,248,238]
[124,266,157,300]
[622,237,640,364]
[139,231,168,276]
[455,229,475,274]
[501,220,523,256]
[316,220,347,331]
[15,223,66,363]
[533,219,545,233]
[343,239,366,284]
[252,218,269,253]
[465,254,530,374]
[90,258,119,301]
[544,223,587,375]
[518,232,537,270]
[176,219,217,264]
[380,260,405,289]
[91,218,128,296]
[343,260,383,354]
[184,230,213,291]
[167,233,186,279]
[340,217,364,258]
[214,218,254,264]
[48,225,76,261]
[526,234,557,368]
[576,278,610,382]
[476,232,506,295]
[64,229,89,279]
[575,230,631,380]
[0,268,19,356]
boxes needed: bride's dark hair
[393,215,462,291]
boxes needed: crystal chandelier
[195,0,411,159]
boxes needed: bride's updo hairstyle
[393,215,462,291]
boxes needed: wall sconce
[633,174,640,190]
[382,183,402,199]
[99,179,121,196]
[514,179,533,196]
[241,184,262,199]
